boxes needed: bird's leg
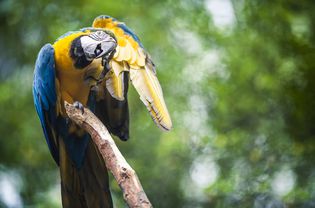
[73,101,84,114]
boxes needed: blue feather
[32,44,59,163]
[33,43,96,168]
[117,23,144,48]
[55,31,77,42]
[56,92,97,168]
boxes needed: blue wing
[92,14,144,48]
[32,44,59,164]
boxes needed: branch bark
[64,101,152,208]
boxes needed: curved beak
[80,34,117,61]
[96,38,117,59]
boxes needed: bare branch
[64,101,153,208]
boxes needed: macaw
[32,15,172,208]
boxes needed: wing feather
[32,44,59,163]
[92,15,172,131]
[105,61,127,101]
[130,65,172,131]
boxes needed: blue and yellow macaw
[32,15,172,207]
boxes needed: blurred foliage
[1,0,315,207]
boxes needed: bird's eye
[94,43,103,57]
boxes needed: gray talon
[73,101,84,114]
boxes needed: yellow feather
[127,43,137,64]
[105,62,125,101]
[113,46,120,59]
[53,32,87,71]
[136,49,146,67]
[92,16,172,130]
[115,49,124,62]
[53,31,98,108]
[130,67,172,131]
[120,44,131,61]
[111,60,126,76]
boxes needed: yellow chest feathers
[53,32,100,107]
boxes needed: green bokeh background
[1,0,315,207]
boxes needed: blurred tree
[202,0,315,207]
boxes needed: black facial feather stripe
[70,36,92,69]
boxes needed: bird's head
[70,30,117,84]
[79,30,116,61]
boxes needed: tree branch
[64,101,152,208]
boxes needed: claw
[100,56,111,80]
[105,61,111,73]
[73,101,84,114]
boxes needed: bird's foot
[101,49,115,73]
[101,58,111,74]
[73,101,84,114]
